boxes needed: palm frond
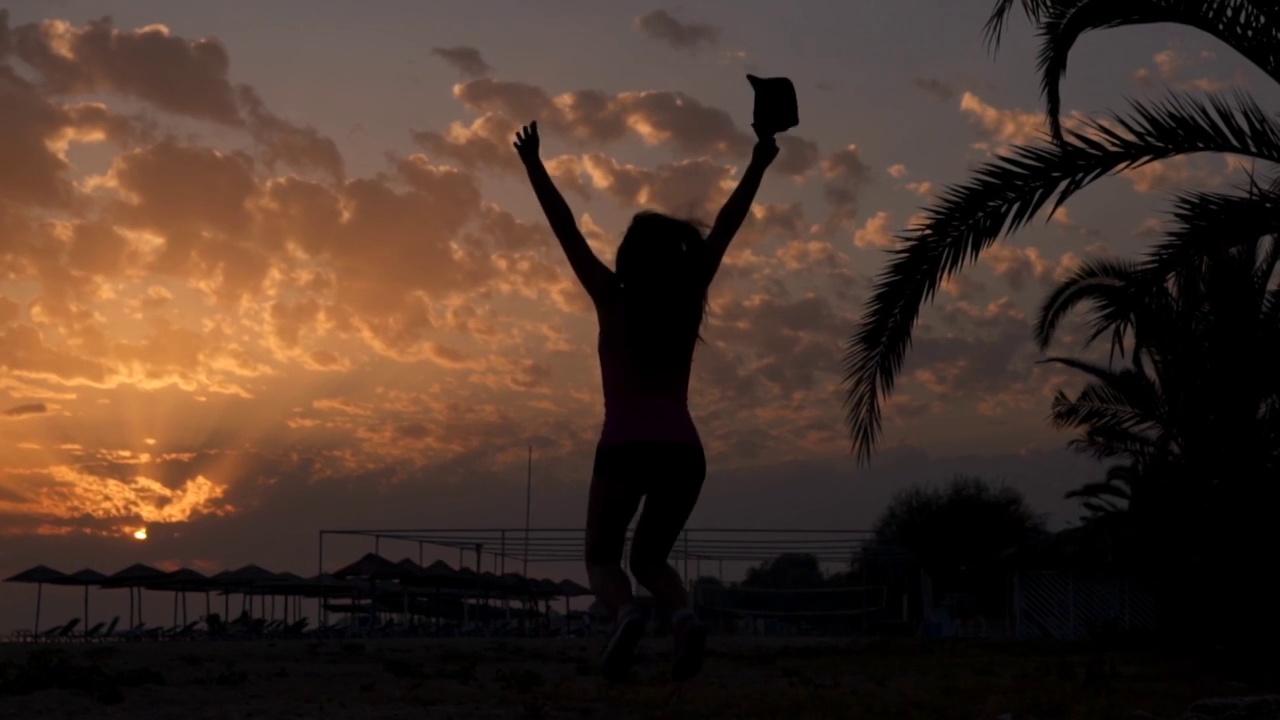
[1033,256,1143,352]
[1080,499,1122,516]
[1139,189,1280,277]
[984,0,1067,52]
[1066,481,1132,501]
[1044,374,1162,435]
[843,91,1280,463]
[1036,0,1280,140]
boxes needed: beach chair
[277,618,309,638]
[117,622,147,641]
[96,617,120,641]
[57,618,81,641]
[39,618,79,642]
[175,621,200,639]
[81,621,105,640]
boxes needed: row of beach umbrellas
[4,554,592,636]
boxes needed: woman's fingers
[513,121,538,150]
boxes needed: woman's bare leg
[627,445,705,620]
[584,471,643,621]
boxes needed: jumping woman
[514,120,778,682]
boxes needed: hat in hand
[747,74,799,136]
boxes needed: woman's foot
[670,611,707,681]
[601,610,645,682]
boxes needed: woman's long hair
[614,211,711,375]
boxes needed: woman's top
[594,283,703,449]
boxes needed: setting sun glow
[133,528,148,541]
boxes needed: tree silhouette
[1035,232,1280,528]
[1032,229,1280,645]
[741,553,825,590]
[864,475,1047,622]
[842,0,1280,464]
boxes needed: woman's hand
[514,121,541,165]
[750,124,779,166]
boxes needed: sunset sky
[0,1,1259,631]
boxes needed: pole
[524,445,532,578]
[318,530,325,627]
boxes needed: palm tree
[1034,230,1280,570]
[843,0,1280,463]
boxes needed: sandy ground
[0,635,1271,719]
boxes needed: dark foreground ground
[0,635,1275,719]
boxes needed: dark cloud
[8,15,344,181]
[451,77,752,157]
[913,77,955,100]
[2,403,46,418]
[431,46,492,78]
[821,145,871,232]
[634,10,720,53]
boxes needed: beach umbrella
[558,579,591,598]
[226,564,279,587]
[395,558,425,580]
[4,565,69,635]
[333,553,405,626]
[102,564,167,629]
[394,560,427,619]
[397,560,461,628]
[255,572,305,621]
[148,568,209,626]
[208,570,238,618]
[401,559,459,588]
[557,579,592,632]
[222,565,279,617]
[532,578,562,631]
[333,553,403,580]
[50,568,108,633]
[295,573,351,596]
[248,571,303,620]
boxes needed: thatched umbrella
[395,558,425,579]
[559,579,591,597]
[222,564,279,617]
[101,564,168,629]
[208,570,238,619]
[247,571,305,621]
[394,559,427,621]
[334,553,404,627]
[399,560,462,629]
[558,579,592,632]
[531,578,563,631]
[147,568,210,626]
[50,569,108,634]
[4,565,69,635]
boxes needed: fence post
[1067,573,1075,640]
[318,531,326,628]
[682,530,690,591]
[1124,578,1131,632]
[1013,571,1022,640]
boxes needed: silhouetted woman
[515,120,778,682]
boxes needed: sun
[133,528,148,541]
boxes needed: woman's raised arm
[704,132,779,283]
[515,122,613,301]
